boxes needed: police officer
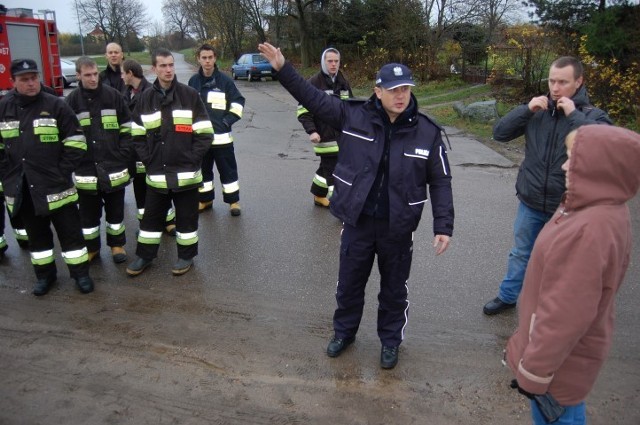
[122,59,177,235]
[297,47,352,207]
[66,56,132,263]
[188,44,245,216]
[259,43,454,369]
[0,59,94,295]
[126,49,213,277]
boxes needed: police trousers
[333,215,413,347]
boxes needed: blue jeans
[498,201,554,304]
[531,400,586,425]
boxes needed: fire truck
[0,5,64,96]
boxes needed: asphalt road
[1,53,638,424]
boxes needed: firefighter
[297,47,353,207]
[126,49,213,277]
[0,59,94,295]
[188,44,245,216]
[66,56,132,263]
[100,42,126,93]
[121,59,176,236]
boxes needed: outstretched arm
[258,43,285,71]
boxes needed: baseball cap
[375,63,415,90]
[11,59,39,77]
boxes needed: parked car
[231,53,277,81]
[60,58,78,87]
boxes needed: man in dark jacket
[259,43,454,369]
[0,59,94,295]
[99,42,126,93]
[188,44,245,216]
[126,49,213,277]
[122,59,176,236]
[66,56,132,264]
[483,57,612,316]
[297,47,353,207]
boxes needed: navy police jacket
[278,62,454,236]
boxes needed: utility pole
[74,0,85,55]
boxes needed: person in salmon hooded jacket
[506,124,640,425]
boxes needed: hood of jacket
[320,47,340,81]
[564,125,640,211]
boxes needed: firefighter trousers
[1,194,28,249]
[130,164,175,225]
[311,155,337,199]
[19,187,89,280]
[136,187,199,261]
[78,189,126,253]
[333,215,413,347]
[199,145,239,204]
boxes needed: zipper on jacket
[542,111,559,213]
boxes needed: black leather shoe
[171,258,193,276]
[75,276,94,294]
[483,297,516,315]
[126,257,152,276]
[33,274,57,296]
[381,345,399,369]
[326,336,355,358]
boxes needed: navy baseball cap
[375,63,415,89]
[11,59,39,77]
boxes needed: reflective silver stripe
[31,249,54,260]
[62,247,88,260]
[147,174,167,183]
[193,120,213,132]
[342,130,374,142]
[109,168,129,181]
[101,109,116,116]
[106,222,124,231]
[229,102,244,117]
[140,111,161,123]
[136,161,144,169]
[439,146,449,176]
[404,153,428,159]
[213,132,232,145]
[316,141,338,148]
[173,110,192,119]
[46,187,77,203]
[82,226,100,235]
[33,118,57,127]
[176,231,197,239]
[408,199,427,206]
[75,175,99,184]
[137,208,145,215]
[0,121,19,130]
[139,230,162,239]
[14,228,28,237]
[222,181,239,193]
[200,181,214,192]
[77,112,90,121]
[177,171,199,180]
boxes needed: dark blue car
[231,53,277,81]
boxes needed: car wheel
[271,75,278,81]
[232,70,237,80]
[63,77,70,88]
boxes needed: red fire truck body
[0,7,63,96]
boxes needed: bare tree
[289,0,321,67]
[162,0,193,41]
[241,0,269,43]
[481,0,521,44]
[77,0,149,49]
[423,0,484,74]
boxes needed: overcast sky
[3,0,164,35]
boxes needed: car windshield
[252,55,267,64]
